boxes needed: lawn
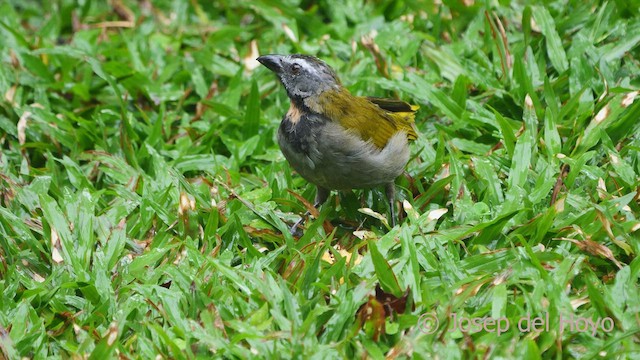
[1,0,639,358]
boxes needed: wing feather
[304,88,418,149]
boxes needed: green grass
[1,0,640,358]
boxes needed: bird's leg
[385,183,396,227]
[314,186,330,208]
[290,186,330,235]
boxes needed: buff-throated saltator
[257,54,418,232]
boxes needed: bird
[257,54,418,233]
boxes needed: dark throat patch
[279,109,324,155]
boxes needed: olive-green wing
[305,89,418,149]
[305,88,418,149]
[366,97,416,112]
[366,96,419,141]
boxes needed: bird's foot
[289,216,306,237]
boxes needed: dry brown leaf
[357,294,386,341]
[178,191,196,216]
[358,207,389,227]
[558,237,623,269]
[594,104,610,124]
[597,178,607,199]
[621,91,639,107]
[51,228,64,264]
[17,111,31,145]
[106,322,118,346]
[596,211,633,256]
[427,208,448,222]
[287,189,320,218]
[570,296,590,310]
[91,21,134,29]
[244,40,260,71]
[4,84,17,105]
[281,23,297,42]
[111,0,135,22]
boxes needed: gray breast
[278,116,410,190]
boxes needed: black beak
[257,55,284,74]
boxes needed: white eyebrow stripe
[292,57,319,76]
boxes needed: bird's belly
[278,122,410,190]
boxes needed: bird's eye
[291,63,301,75]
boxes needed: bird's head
[257,54,341,100]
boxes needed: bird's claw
[289,217,305,237]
